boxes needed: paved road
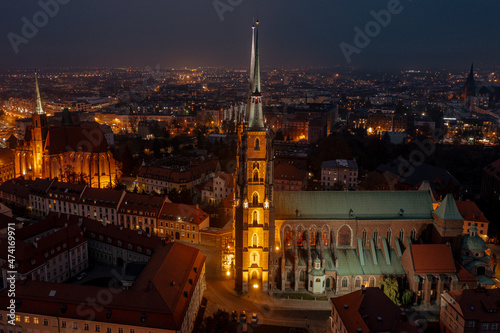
[180,241,331,332]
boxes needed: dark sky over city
[1,0,499,71]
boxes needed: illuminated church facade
[234,23,464,295]
[14,74,120,188]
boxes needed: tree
[401,289,414,307]
[197,309,237,333]
[378,276,401,306]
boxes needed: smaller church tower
[31,72,48,179]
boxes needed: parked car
[251,313,258,324]
[76,272,87,281]
[240,311,247,323]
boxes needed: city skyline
[1,0,500,71]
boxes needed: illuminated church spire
[34,71,44,115]
[248,20,264,129]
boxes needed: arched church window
[252,210,258,224]
[399,229,405,242]
[411,228,417,240]
[252,233,258,247]
[355,276,362,289]
[341,277,348,288]
[387,228,392,246]
[338,225,351,247]
[253,169,259,182]
[252,192,259,205]
[369,276,376,287]
[250,251,259,265]
[255,138,260,151]
[310,226,317,247]
[362,229,367,247]
[322,226,329,246]
[297,226,304,247]
[373,229,379,248]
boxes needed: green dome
[461,234,488,252]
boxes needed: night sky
[1,0,499,71]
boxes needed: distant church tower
[234,21,275,294]
[31,72,48,179]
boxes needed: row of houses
[0,179,209,243]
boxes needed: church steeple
[34,71,44,115]
[248,20,264,129]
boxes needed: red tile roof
[456,201,489,224]
[274,163,306,181]
[119,193,167,217]
[410,244,456,273]
[44,126,109,154]
[82,219,164,255]
[158,202,208,225]
[455,261,478,282]
[81,187,125,208]
[447,288,500,322]
[331,287,419,333]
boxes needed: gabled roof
[331,288,418,333]
[274,191,433,220]
[410,244,456,273]
[455,201,489,223]
[447,288,500,322]
[434,194,463,220]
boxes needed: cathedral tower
[234,21,275,294]
[31,72,48,179]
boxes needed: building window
[96,325,100,332]
[373,229,379,247]
[252,233,258,247]
[62,321,67,328]
[118,329,123,333]
[34,317,39,325]
[355,276,361,289]
[252,210,258,224]
[387,228,392,246]
[15,316,20,323]
[74,322,78,329]
[483,324,489,331]
[362,229,367,247]
[255,138,260,151]
[411,228,417,240]
[130,329,135,333]
[491,324,497,330]
[468,321,475,328]
[341,277,348,288]
[24,317,29,324]
[84,323,89,330]
[399,229,404,242]
[44,319,49,326]
[106,328,112,333]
